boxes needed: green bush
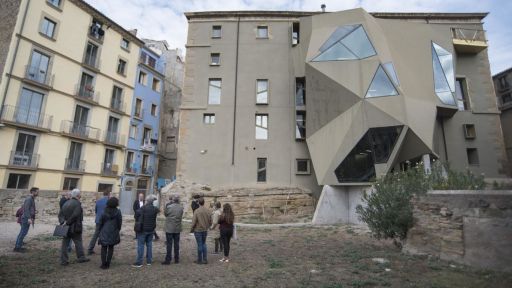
[356,162,485,243]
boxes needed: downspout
[231,16,241,165]
[0,0,31,118]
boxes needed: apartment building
[493,67,512,168]
[119,46,164,214]
[181,9,509,223]
[0,0,143,194]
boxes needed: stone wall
[404,190,512,272]
[160,179,315,223]
[0,0,21,79]
[0,189,113,219]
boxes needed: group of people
[13,187,236,269]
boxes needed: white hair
[71,188,81,198]
[145,194,155,203]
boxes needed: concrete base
[312,185,371,225]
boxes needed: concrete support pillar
[423,154,431,174]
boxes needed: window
[103,148,115,173]
[78,72,95,99]
[502,93,512,105]
[296,159,311,175]
[84,42,99,68]
[210,53,220,65]
[17,88,44,127]
[257,158,267,182]
[40,17,56,39]
[138,71,147,85]
[117,59,127,75]
[66,141,83,171]
[89,19,104,41]
[203,113,215,124]
[134,98,142,117]
[382,62,399,87]
[256,79,269,104]
[142,127,152,145]
[292,22,300,45]
[256,114,268,140]
[498,76,509,90]
[365,65,398,98]
[126,151,134,171]
[111,86,123,111]
[455,78,470,111]
[152,78,161,92]
[98,183,113,193]
[13,133,37,167]
[467,148,479,165]
[47,0,61,8]
[106,117,119,143]
[129,124,138,139]
[313,24,376,61]
[7,173,30,189]
[296,77,305,106]
[432,42,456,105]
[121,38,130,50]
[296,111,306,140]
[151,104,157,116]
[141,154,150,174]
[208,79,222,105]
[257,26,268,38]
[28,50,50,84]
[166,136,176,153]
[137,178,148,193]
[463,124,476,139]
[212,26,222,38]
[62,177,79,190]
[140,51,156,68]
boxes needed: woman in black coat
[98,197,122,269]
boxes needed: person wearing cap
[162,195,183,265]
[13,187,39,252]
[58,188,90,265]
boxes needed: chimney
[321,4,326,13]
[128,29,138,36]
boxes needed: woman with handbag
[98,197,122,269]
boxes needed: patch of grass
[268,258,284,269]
[33,234,60,242]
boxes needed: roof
[184,10,488,21]
[493,67,512,78]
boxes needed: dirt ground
[0,218,511,288]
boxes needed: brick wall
[0,0,21,79]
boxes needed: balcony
[125,165,137,174]
[83,55,101,71]
[65,158,86,173]
[24,65,54,88]
[140,139,156,152]
[101,162,119,177]
[133,108,144,120]
[89,24,104,43]
[1,105,53,131]
[141,166,153,176]
[75,84,99,105]
[451,28,488,54]
[8,151,39,170]
[103,131,126,148]
[110,99,126,114]
[61,120,101,142]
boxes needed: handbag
[53,224,69,237]
[134,206,145,233]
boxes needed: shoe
[202,260,208,264]
[132,263,143,268]
[77,258,90,263]
[174,260,179,264]
[219,258,226,262]
[224,259,230,263]
[61,262,69,266]
[100,265,108,269]
[88,250,95,255]
[193,260,202,264]
[161,261,171,265]
[13,248,25,253]
[212,251,220,254]
[146,263,152,266]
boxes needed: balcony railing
[75,84,99,104]
[1,105,53,130]
[83,55,101,70]
[9,151,39,168]
[134,108,144,119]
[24,65,54,87]
[451,28,487,54]
[65,158,85,172]
[101,162,118,176]
[141,166,153,175]
[110,99,125,113]
[125,165,137,174]
[61,120,101,141]
[104,131,125,146]
[89,24,104,42]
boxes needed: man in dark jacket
[58,189,90,266]
[59,190,72,252]
[132,195,159,268]
[133,193,159,240]
[13,187,38,252]
[162,195,184,265]
[87,191,110,255]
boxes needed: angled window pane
[256,79,268,104]
[256,114,268,140]
[312,42,357,62]
[208,79,221,105]
[432,44,456,105]
[366,65,398,98]
[318,24,359,52]
[340,26,376,59]
[383,62,399,87]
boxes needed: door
[103,148,115,172]
[14,133,36,166]
[29,51,50,83]
[17,88,44,126]
[120,179,135,215]
[79,73,94,98]
[84,42,98,67]
[67,141,83,170]
[107,116,119,143]
[73,105,89,136]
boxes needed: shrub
[356,161,485,244]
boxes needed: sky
[85,0,512,75]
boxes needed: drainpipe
[0,0,31,120]
[231,16,240,165]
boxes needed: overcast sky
[85,0,512,75]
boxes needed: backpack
[16,207,24,224]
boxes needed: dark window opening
[296,111,306,140]
[98,183,113,193]
[295,77,305,106]
[257,158,267,182]
[467,148,479,165]
[292,22,300,45]
[62,177,79,190]
[455,78,470,111]
[296,159,310,174]
[463,124,476,139]
[212,26,222,38]
[7,173,30,189]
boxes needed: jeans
[220,228,233,257]
[101,245,114,267]
[194,231,208,262]
[61,233,86,264]
[15,222,30,249]
[135,232,153,265]
[87,224,101,252]
[214,237,224,253]
[165,233,180,262]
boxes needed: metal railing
[110,99,125,113]
[75,84,99,103]
[65,158,85,172]
[141,166,153,175]
[134,108,144,119]
[1,105,53,130]
[451,28,487,43]
[104,131,125,146]
[61,120,101,141]
[9,151,39,168]
[89,25,104,42]
[83,55,101,70]
[101,162,118,176]
[24,65,54,87]
[125,165,137,174]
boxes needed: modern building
[493,68,512,169]
[142,39,184,184]
[180,9,509,223]
[119,45,165,214]
[0,0,143,194]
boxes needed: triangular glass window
[432,42,456,105]
[383,62,399,87]
[312,24,376,62]
[366,65,398,98]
